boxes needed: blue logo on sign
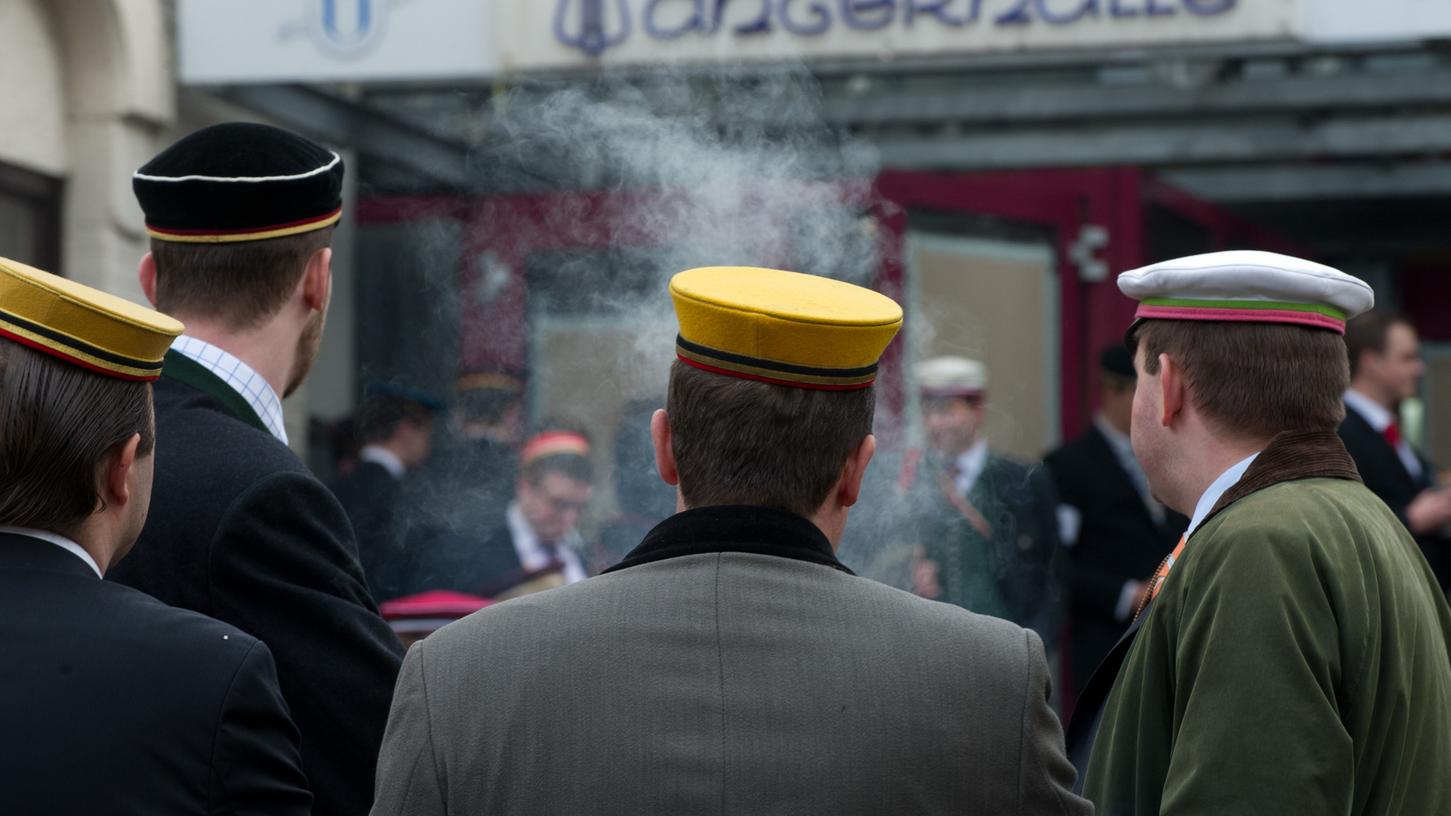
[315,0,383,53]
[556,0,633,57]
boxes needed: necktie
[1134,534,1187,621]
[1384,422,1402,448]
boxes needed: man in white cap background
[895,356,1062,650]
[1070,250,1451,815]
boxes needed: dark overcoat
[2,532,311,815]
[109,352,404,816]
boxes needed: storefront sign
[178,0,498,84]
[180,0,1307,85]
[503,0,1298,68]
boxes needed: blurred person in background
[407,426,593,598]
[332,385,442,602]
[1341,310,1451,592]
[110,122,404,816]
[898,356,1062,649]
[1045,345,1187,700]
[370,266,1088,815]
[593,396,676,572]
[0,258,311,815]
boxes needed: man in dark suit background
[333,386,439,601]
[109,123,404,816]
[409,428,594,598]
[0,257,310,815]
[1340,310,1451,590]
[1045,345,1187,700]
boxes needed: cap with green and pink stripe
[1135,297,1348,334]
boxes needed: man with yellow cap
[109,123,403,816]
[1069,251,1451,814]
[0,258,311,814]
[371,267,1089,815]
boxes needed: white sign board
[1303,0,1451,44]
[500,0,1301,71]
[178,0,498,84]
[180,0,1307,85]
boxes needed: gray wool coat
[371,505,1090,816]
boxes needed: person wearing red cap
[406,427,594,598]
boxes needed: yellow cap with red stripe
[0,257,183,381]
[670,266,902,391]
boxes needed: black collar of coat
[1066,427,1362,759]
[604,505,854,576]
[0,533,99,579]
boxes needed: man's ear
[138,253,159,307]
[1158,353,1184,428]
[837,434,877,508]
[651,409,679,487]
[101,434,142,510]
[301,246,333,312]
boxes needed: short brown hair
[0,343,154,533]
[149,226,334,329]
[666,361,875,517]
[1344,310,1413,379]
[358,395,434,444]
[1130,320,1347,439]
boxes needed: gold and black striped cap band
[676,335,879,391]
[0,257,183,381]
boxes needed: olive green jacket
[1080,430,1451,815]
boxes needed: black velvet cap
[1100,344,1136,379]
[133,122,344,243]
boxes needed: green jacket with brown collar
[1084,430,1451,816]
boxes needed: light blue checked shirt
[171,335,288,445]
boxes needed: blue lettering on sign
[1036,0,1097,25]
[780,0,833,36]
[904,0,971,26]
[556,0,633,56]
[554,0,1237,56]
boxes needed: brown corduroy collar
[1197,429,1362,537]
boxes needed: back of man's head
[358,394,435,446]
[666,361,875,518]
[1345,309,1414,381]
[134,122,344,331]
[1130,320,1347,440]
[149,229,334,330]
[0,343,155,536]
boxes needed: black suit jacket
[331,459,406,601]
[1045,424,1187,695]
[1339,406,1450,588]
[1,533,310,815]
[406,519,534,597]
[109,356,404,816]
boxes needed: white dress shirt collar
[1186,452,1260,538]
[505,502,587,585]
[1343,388,1392,432]
[171,335,288,445]
[1343,388,1423,479]
[953,439,991,497]
[359,445,406,480]
[0,525,102,578]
